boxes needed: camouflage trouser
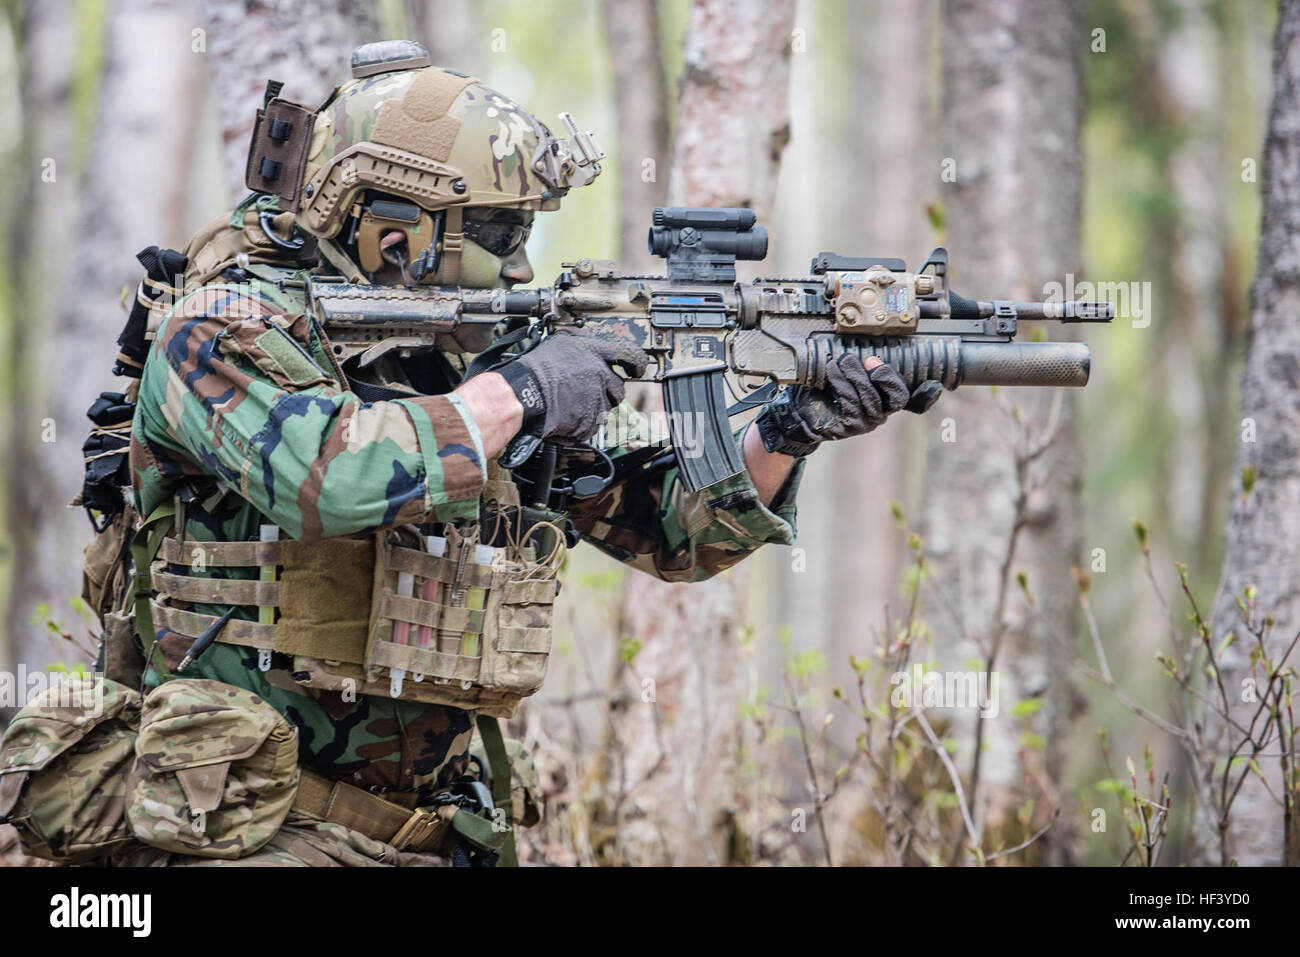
[107,812,448,867]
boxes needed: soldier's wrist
[497,360,546,432]
[453,371,525,459]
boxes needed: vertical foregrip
[661,369,746,494]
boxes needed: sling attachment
[475,712,517,867]
[462,322,538,381]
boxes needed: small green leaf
[925,200,945,234]
[1010,698,1043,718]
[1095,778,1128,796]
[621,637,642,665]
[790,647,827,681]
[1017,799,1035,827]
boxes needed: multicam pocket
[360,524,561,717]
[125,679,299,859]
[0,677,141,863]
[80,504,135,623]
[142,501,562,716]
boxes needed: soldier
[0,41,934,867]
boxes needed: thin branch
[985,808,1061,863]
[909,709,980,856]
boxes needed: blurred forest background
[1,0,1296,866]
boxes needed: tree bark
[5,0,207,692]
[1199,0,1300,867]
[406,0,482,74]
[2,0,80,689]
[601,0,670,271]
[613,0,796,865]
[200,0,379,204]
[923,0,1085,863]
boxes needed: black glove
[755,354,942,457]
[498,332,650,442]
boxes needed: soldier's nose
[502,259,533,285]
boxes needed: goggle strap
[441,205,464,286]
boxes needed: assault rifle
[307,206,1111,501]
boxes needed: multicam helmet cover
[297,41,603,240]
[245,41,602,283]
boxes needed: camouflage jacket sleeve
[130,283,487,540]
[565,403,806,583]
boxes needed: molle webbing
[244,96,316,211]
[148,530,558,714]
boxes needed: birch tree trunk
[1199,0,1300,867]
[602,0,670,271]
[200,0,379,204]
[614,0,796,865]
[5,0,206,690]
[923,0,1085,864]
[2,0,79,688]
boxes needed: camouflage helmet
[269,41,603,282]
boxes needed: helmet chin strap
[318,237,366,283]
[439,205,464,286]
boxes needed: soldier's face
[457,207,535,288]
